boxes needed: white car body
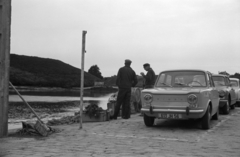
[141,69,220,130]
[230,78,240,105]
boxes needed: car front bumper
[141,108,204,113]
[141,108,205,119]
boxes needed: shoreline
[9,86,118,92]
[8,101,80,119]
[7,87,117,129]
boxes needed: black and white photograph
[1,0,240,156]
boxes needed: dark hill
[10,54,101,87]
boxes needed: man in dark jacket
[140,63,156,89]
[111,59,138,119]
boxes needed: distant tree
[230,73,240,80]
[88,65,103,79]
[219,71,230,76]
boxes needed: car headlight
[219,90,225,98]
[187,94,198,108]
[143,94,153,104]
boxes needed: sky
[11,0,240,77]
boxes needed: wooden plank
[0,0,11,138]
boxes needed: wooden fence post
[0,0,11,138]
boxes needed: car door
[226,77,236,104]
[230,80,239,99]
[237,80,240,101]
[208,73,219,113]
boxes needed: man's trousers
[113,88,131,119]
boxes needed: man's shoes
[110,116,117,120]
[122,116,130,119]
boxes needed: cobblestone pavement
[1,108,240,157]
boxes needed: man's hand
[140,72,145,76]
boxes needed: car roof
[160,69,207,73]
[212,74,229,77]
[229,78,239,81]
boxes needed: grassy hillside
[10,54,101,87]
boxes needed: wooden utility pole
[79,30,87,129]
[0,0,11,138]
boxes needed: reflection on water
[9,94,113,109]
[8,90,117,130]
[9,90,116,109]
[9,88,117,97]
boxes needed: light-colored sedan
[141,69,219,130]
[230,78,240,106]
[212,74,237,114]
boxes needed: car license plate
[158,113,182,119]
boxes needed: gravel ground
[1,108,240,157]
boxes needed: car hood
[142,87,203,95]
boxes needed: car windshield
[230,80,238,87]
[212,76,226,86]
[155,71,207,87]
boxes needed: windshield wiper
[160,83,172,87]
[175,83,189,87]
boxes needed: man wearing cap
[111,59,138,119]
[140,63,156,89]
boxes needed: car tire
[212,108,219,120]
[138,100,142,112]
[231,104,235,110]
[222,99,230,115]
[144,114,155,127]
[202,105,211,130]
[237,101,240,107]
[236,101,240,107]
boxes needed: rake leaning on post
[9,82,51,136]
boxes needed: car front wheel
[222,99,230,115]
[236,101,240,107]
[201,105,211,130]
[231,104,235,110]
[144,114,155,127]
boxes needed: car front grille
[153,95,187,102]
